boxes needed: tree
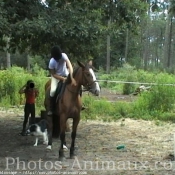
[0,0,147,71]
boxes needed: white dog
[27,119,68,150]
[27,119,48,147]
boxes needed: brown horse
[44,79,70,139]
[45,61,100,161]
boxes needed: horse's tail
[45,79,51,92]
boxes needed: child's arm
[19,85,26,94]
[35,89,39,98]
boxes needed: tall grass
[1,65,175,122]
[81,95,132,122]
[132,73,175,120]
[96,65,175,122]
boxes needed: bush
[81,95,132,122]
[0,66,49,114]
[1,65,175,122]
[132,73,175,120]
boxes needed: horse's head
[77,61,100,96]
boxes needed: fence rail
[98,80,175,86]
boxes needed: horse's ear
[77,60,85,68]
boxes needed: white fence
[98,80,175,87]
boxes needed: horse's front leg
[59,116,67,161]
[46,115,53,150]
[70,115,80,159]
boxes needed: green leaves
[0,0,148,64]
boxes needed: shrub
[81,95,132,121]
[1,65,175,122]
[132,73,175,120]
[0,66,49,115]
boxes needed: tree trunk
[27,54,31,71]
[163,0,171,69]
[168,18,173,68]
[143,21,150,70]
[124,28,129,62]
[6,37,11,69]
[106,18,111,74]
[143,0,151,70]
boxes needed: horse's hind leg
[70,116,80,159]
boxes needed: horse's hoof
[46,145,52,150]
[58,156,66,162]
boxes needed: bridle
[66,67,96,94]
[81,69,97,92]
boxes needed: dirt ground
[0,89,175,175]
[94,88,137,103]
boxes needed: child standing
[19,80,39,136]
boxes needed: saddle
[55,81,66,103]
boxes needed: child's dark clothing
[21,87,39,135]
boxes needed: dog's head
[27,124,38,134]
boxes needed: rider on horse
[47,45,77,116]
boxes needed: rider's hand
[71,78,77,86]
[63,77,67,83]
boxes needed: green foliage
[1,65,175,122]
[99,64,140,94]
[132,73,175,120]
[30,55,47,70]
[0,66,48,115]
[96,65,175,122]
[122,65,138,94]
[0,0,148,70]
[82,95,132,122]
[32,63,47,76]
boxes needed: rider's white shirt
[49,53,69,76]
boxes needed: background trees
[0,0,174,73]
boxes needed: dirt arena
[0,107,175,175]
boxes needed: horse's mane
[66,66,79,84]
[66,63,90,84]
